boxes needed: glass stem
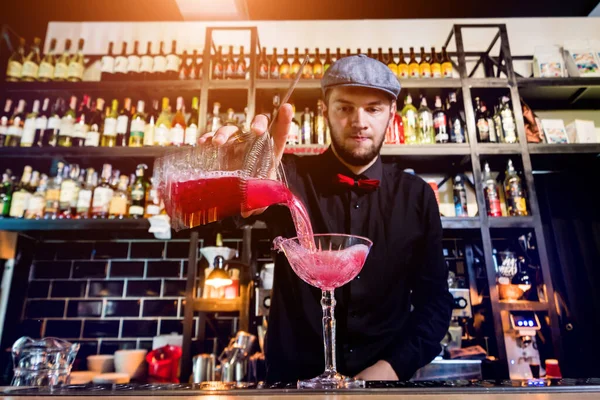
[321,289,337,374]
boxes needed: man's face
[325,87,396,167]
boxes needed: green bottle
[0,171,13,217]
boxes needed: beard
[328,121,387,167]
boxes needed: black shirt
[259,148,453,383]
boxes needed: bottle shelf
[464,78,510,88]
[0,218,150,231]
[0,146,179,159]
[1,80,202,94]
[488,216,535,228]
[499,300,549,311]
[477,144,522,155]
[516,77,600,109]
[380,143,471,156]
[399,78,462,88]
[441,217,481,229]
[207,80,250,90]
[528,143,600,155]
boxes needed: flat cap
[321,54,401,99]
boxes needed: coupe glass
[274,233,373,389]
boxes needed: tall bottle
[9,166,33,218]
[377,48,384,63]
[433,96,449,144]
[408,47,419,79]
[209,102,222,132]
[108,175,129,219]
[155,97,172,146]
[441,47,453,78]
[33,98,50,147]
[269,48,280,79]
[453,175,469,217]
[171,96,186,146]
[0,99,12,147]
[145,177,164,217]
[21,37,42,82]
[397,48,409,79]
[129,164,148,218]
[475,97,491,143]
[314,100,326,145]
[127,40,141,79]
[401,94,418,144]
[291,48,302,77]
[482,162,502,217]
[42,97,63,147]
[101,99,119,147]
[5,99,26,147]
[85,98,105,147]
[153,41,167,80]
[67,38,85,82]
[165,40,180,80]
[287,104,300,145]
[504,159,528,216]
[59,164,80,218]
[386,48,398,77]
[6,38,25,82]
[185,97,199,146]
[101,42,116,81]
[53,39,71,81]
[75,168,96,218]
[57,96,77,147]
[116,97,132,147]
[129,100,146,147]
[492,104,503,143]
[483,101,498,143]
[236,46,247,79]
[140,41,154,80]
[301,107,312,145]
[301,48,313,79]
[447,92,465,143]
[313,48,324,79]
[38,39,57,82]
[20,100,40,147]
[72,95,91,147]
[419,47,431,78]
[430,47,441,78]
[144,99,159,146]
[91,164,115,219]
[25,173,47,220]
[323,49,333,72]
[417,97,435,144]
[257,47,269,79]
[212,45,224,80]
[500,96,517,144]
[43,161,63,219]
[0,171,13,217]
[114,42,128,81]
[189,50,199,80]
[279,48,290,79]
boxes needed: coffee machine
[503,311,543,379]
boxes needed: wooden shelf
[517,77,600,110]
[441,217,481,229]
[380,144,471,156]
[489,216,535,228]
[465,78,510,88]
[477,144,522,155]
[1,80,202,94]
[207,80,250,90]
[256,80,321,90]
[193,298,242,313]
[0,146,180,159]
[0,218,150,231]
[499,300,549,311]
[528,143,600,155]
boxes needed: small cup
[114,349,148,380]
[87,355,115,374]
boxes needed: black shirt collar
[321,146,383,182]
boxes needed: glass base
[298,371,365,389]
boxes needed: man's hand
[197,104,293,217]
[355,360,398,381]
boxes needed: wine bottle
[408,47,419,79]
[54,39,71,81]
[34,98,50,147]
[6,38,25,82]
[377,48,384,62]
[194,51,203,80]
[324,49,333,72]
[72,95,91,147]
[225,45,236,79]
[129,100,146,147]
[212,45,224,80]
[417,97,434,144]
[21,37,42,82]
[178,50,189,80]
[140,41,154,80]
[433,96,449,143]
[143,99,159,146]
[475,97,490,143]
[38,39,57,82]
[0,171,14,217]
[313,48,323,79]
[42,97,64,147]
[20,100,39,147]
[59,164,79,218]
[398,48,409,79]
[57,96,77,147]
[301,48,313,79]
[76,168,96,218]
[279,48,290,79]
[129,164,148,218]
[101,41,116,81]
[269,47,280,79]
[5,99,26,147]
[291,48,301,77]
[101,99,119,147]
[500,96,517,144]
[44,161,64,219]
[153,41,167,80]
[430,47,441,78]
[447,92,465,144]
[189,50,199,80]
[114,42,128,81]
[85,98,105,147]
[257,47,269,79]
[236,46,247,79]
[170,96,186,147]
[154,97,172,146]
[67,38,85,82]
[165,40,181,80]
[185,97,199,146]
[401,94,418,145]
[0,99,13,147]
[386,48,398,77]
[419,47,432,78]
[441,47,453,78]
[91,164,115,219]
[116,97,132,147]
[127,40,141,79]
[9,166,33,218]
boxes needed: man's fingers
[250,114,269,136]
[212,125,240,145]
[272,103,293,162]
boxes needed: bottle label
[442,62,453,78]
[269,64,279,79]
[131,188,145,202]
[68,62,84,80]
[434,114,449,143]
[76,189,92,211]
[140,56,153,73]
[101,56,115,73]
[114,56,128,74]
[109,196,127,216]
[419,64,432,78]
[144,124,155,146]
[502,113,517,143]
[166,54,180,72]
[487,118,497,142]
[409,64,419,78]
[398,64,409,78]
[45,188,60,212]
[85,130,100,147]
[171,125,184,145]
[154,125,169,145]
[225,63,236,79]
[103,117,117,136]
[116,115,129,134]
[21,118,37,145]
[287,123,299,145]
[7,61,22,78]
[54,62,68,79]
[59,117,74,137]
[153,56,167,73]
[477,119,489,141]
[184,124,198,145]
[59,181,76,204]
[22,61,39,78]
[431,63,442,78]
[25,196,45,218]
[73,122,89,139]
[453,189,468,217]
[485,187,502,216]
[48,116,61,130]
[213,63,224,78]
[9,192,31,218]
[35,116,48,130]
[237,63,247,78]
[130,119,145,136]
[388,64,398,77]
[452,119,465,143]
[258,63,269,78]
[92,187,114,212]
[127,56,141,73]
[129,205,144,216]
[7,122,23,138]
[146,204,160,216]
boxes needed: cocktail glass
[274,233,373,389]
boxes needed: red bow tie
[335,173,380,191]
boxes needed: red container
[146,345,183,383]
[545,359,562,379]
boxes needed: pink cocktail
[274,234,373,389]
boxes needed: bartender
[202,54,453,382]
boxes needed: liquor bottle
[129,164,148,218]
[171,96,186,146]
[72,95,91,147]
[492,104,503,143]
[225,108,237,128]
[54,39,71,81]
[101,42,116,81]
[441,47,453,78]
[127,40,141,79]
[324,49,333,72]
[301,107,312,145]
[279,48,290,79]
[21,37,42,82]
[128,100,146,147]
[314,100,326,145]
[335,48,342,62]
[153,41,167,80]
[500,96,517,144]
[257,47,269,79]
[90,164,113,219]
[446,92,465,144]
[236,46,247,79]
[0,99,12,147]
[401,94,418,144]
[116,98,132,147]
[313,48,324,79]
[6,38,25,82]
[224,45,236,79]
[267,48,280,79]
[145,177,164,217]
[140,41,154,80]
[212,45,224,80]
[419,47,432,78]
[386,48,398,77]
[114,42,128,81]
[42,161,63,219]
[185,97,199,146]
[417,97,435,144]
[41,97,63,147]
[482,162,502,217]
[59,164,80,218]
[209,102,222,132]
[24,173,46,220]
[144,99,159,146]
[504,159,528,216]
[33,98,50,147]
[67,38,85,82]
[397,48,409,79]
[20,100,40,147]
[347,49,353,57]
[301,48,313,79]
[376,48,384,63]
[189,50,200,80]
[475,97,490,142]
[483,101,498,143]
[57,96,77,147]
[38,39,57,82]
[433,96,449,144]
[155,97,172,146]
[109,175,130,219]
[101,99,119,147]
[177,50,189,79]
[367,49,373,59]
[165,40,181,80]
[75,168,96,218]
[0,171,14,217]
[85,98,105,147]
[408,47,419,79]
[430,47,441,78]
[5,99,26,147]
[291,48,302,77]
[453,175,469,217]
[9,166,33,218]
[287,104,300,145]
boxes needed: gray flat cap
[321,54,401,99]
